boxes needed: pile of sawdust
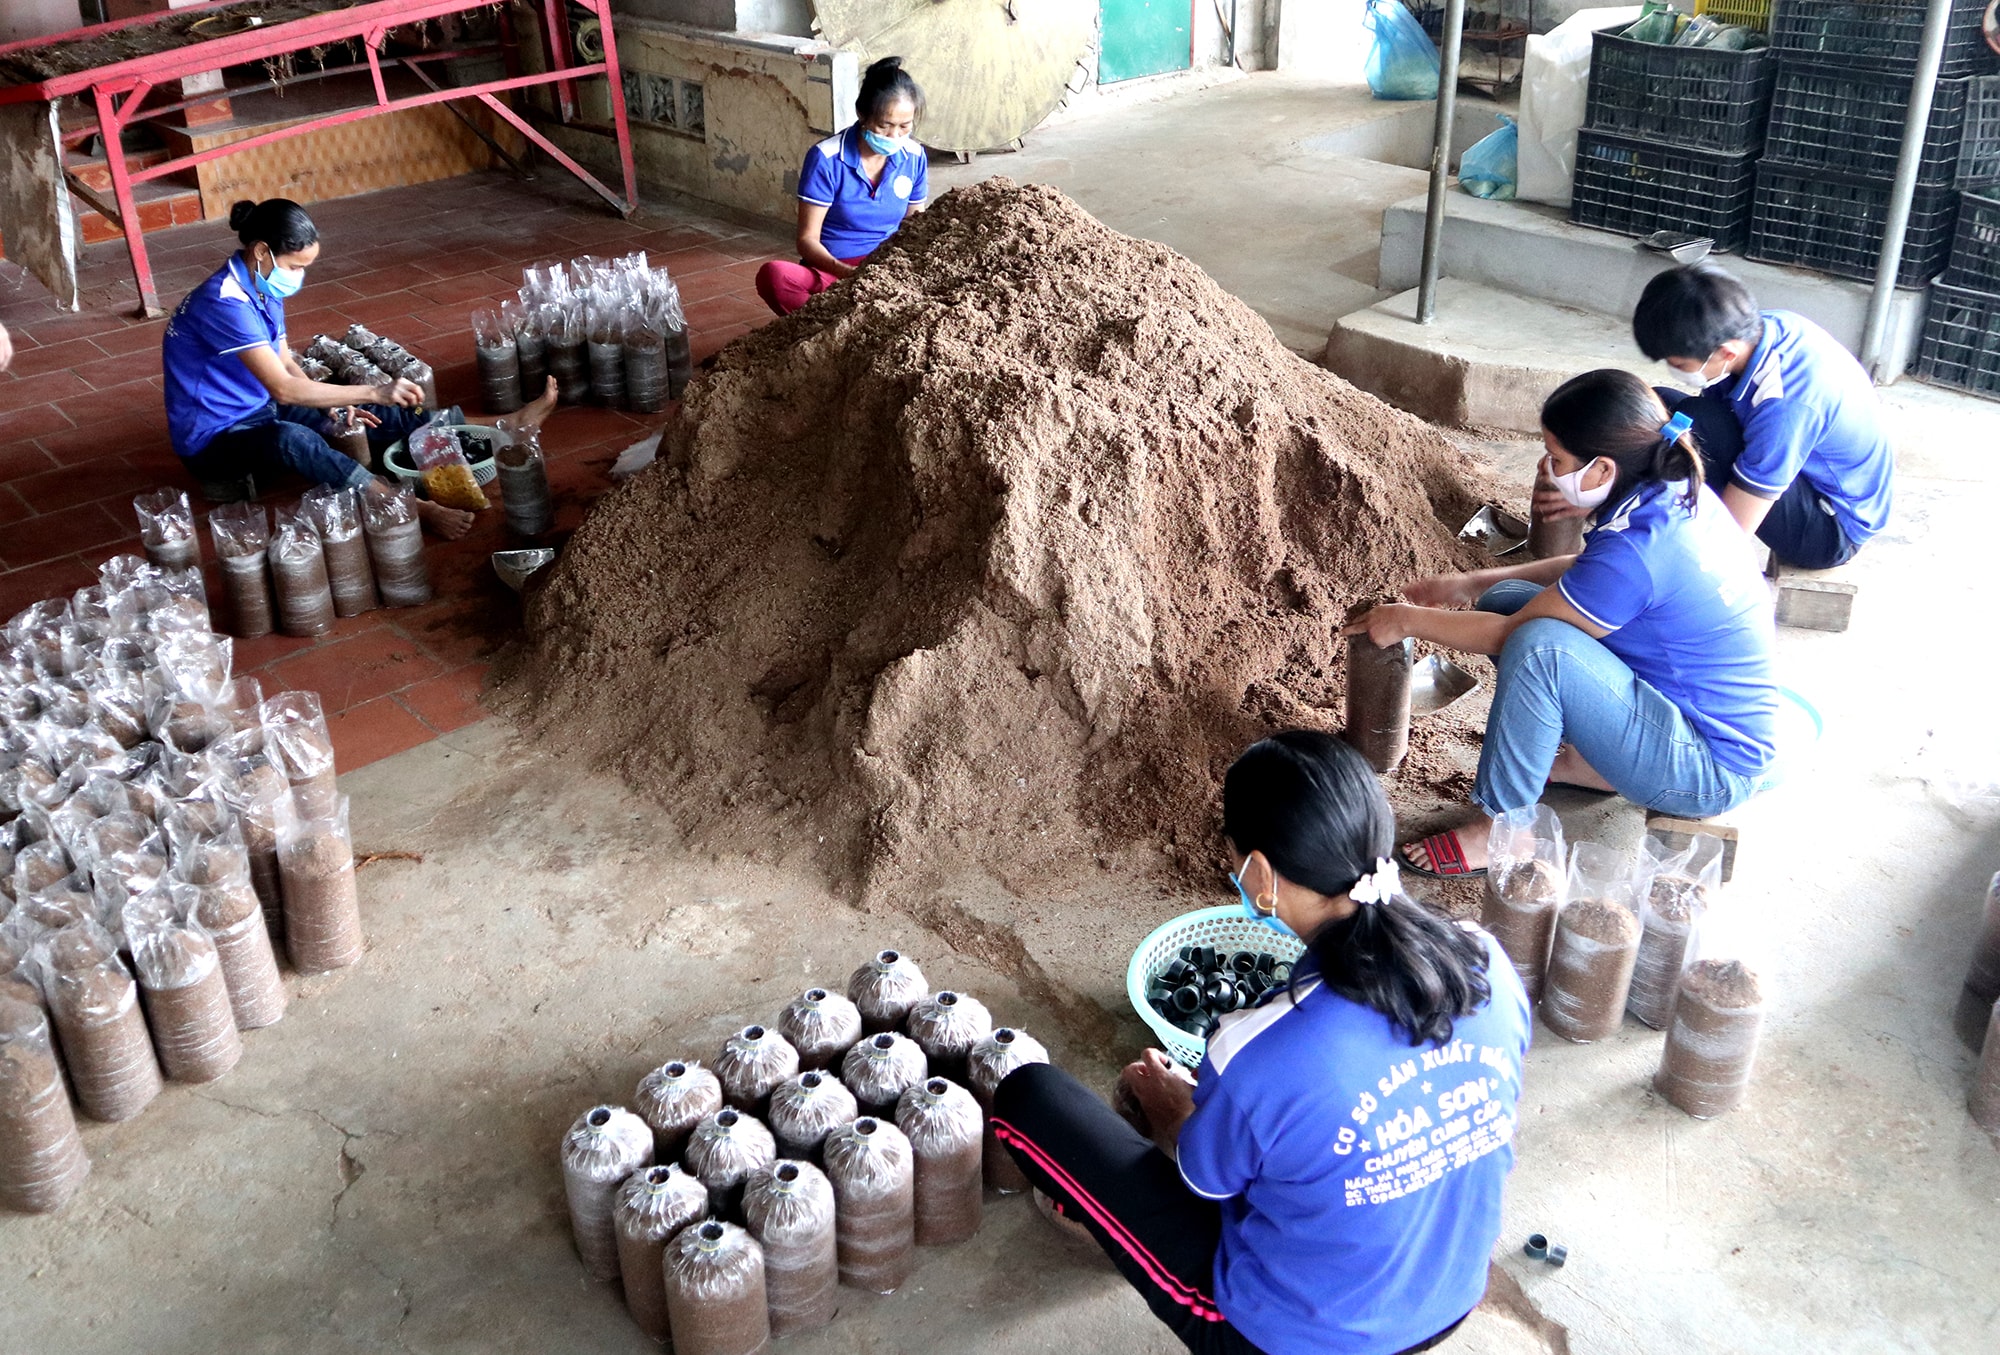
[503,180,1490,900]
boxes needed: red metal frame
[0,0,637,317]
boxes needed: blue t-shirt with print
[796,125,927,260]
[1178,931,1532,1355]
[163,256,285,458]
[1724,309,1894,546]
[1557,479,1779,777]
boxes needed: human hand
[1121,1049,1196,1152]
[1342,603,1412,646]
[376,377,424,408]
[1403,573,1480,609]
[0,322,12,373]
[1532,483,1589,522]
[351,406,383,429]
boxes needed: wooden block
[1645,811,1739,883]
[1775,576,1857,632]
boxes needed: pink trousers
[756,256,867,316]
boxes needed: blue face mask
[256,258,305,300]
[1231,857,1295,937]
[862,128,906,156]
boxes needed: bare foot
[511,376,559,431]
[1401,814,1495,874]
[416,498,476,540]
[1547,744,1616,792]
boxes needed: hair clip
[1349,857,1401,906]
[1658,411,1694,443]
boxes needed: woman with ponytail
[990,731,1530,1355]
[755,57,928,316]
[1350,368,1779,877]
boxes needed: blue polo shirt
[797,125,927,260]
[1178,931,1531,1355]
[163,256,285,458]
[1724,310,1894,546]
[1558,480,1779,777]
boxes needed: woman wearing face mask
[990,730,1530,1355]
[1351,368,1778,877]
[754,56,928,317]
[161,198,552,538]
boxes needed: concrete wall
[0,0,85,44]
[612,0,812,37]
[554,20,855,224]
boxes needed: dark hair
[857,56,924,125]
[1632,263,1762,362]
[1222,730,1491,1047]
[1541,369,1705,515]
[229,198,318,255]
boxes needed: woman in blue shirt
[162,198,553,538]
[755,57,928,317]
[1353,368,1779,877]
[992,730,1531,1355]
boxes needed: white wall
[612,0,811,37]
[1,0,89,44]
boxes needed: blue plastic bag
[1459,115,1518,200]
[1363,0,1441,101]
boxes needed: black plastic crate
[1570,131,1760,249]
[1962,76,2000,189]
[1746,161,1960,285]
[1766,66,1969,185]
[1584,32,1776,156]
[1916,280,2000,400]
[1770,0,2000,79]
[1943,190,2000,288]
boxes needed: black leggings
[992,1064,1469,1355]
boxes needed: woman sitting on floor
[992,729,1531,1355]
[161,197,555,538]
[755,56,928,317]
[1348,368,1780,877]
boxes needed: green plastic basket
[1127,906,1307,1068]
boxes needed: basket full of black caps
[1144,945,1295,1040]
[556,948,1057,1352]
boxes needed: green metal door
[1098,0,1192,83]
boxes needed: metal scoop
[1459,505,1529,556]
[492,548,556,593]
[1411,655,1481,717]
[1641,231,1714,264]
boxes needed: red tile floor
[0,170,787,770]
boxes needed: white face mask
[1550,456,1614,511]
[1692,350,1734,390]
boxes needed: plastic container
[1571,131,1760,251]
[261,690,339,820]
[36,922,163,1122]
[1746,163,1960,287]
[822,1116,915,1294]
[126,894,242,1083]
[1655,959,1765,1117]
[663,1220,771,1355]
[1693,0,1771,31]
[1540,844,1641,1044]
[840,1031,927,1116]
[741,1160,838,1337]
[1916,280,2000,401]
[765,1069,858,1162]
[1764,65,1969,185]
[1584,32,1776,157]
[0,995,90,1214]
[685,1107,777,1220]
[134,488,200,572]
[1960,77,2000,191]
[895,1076,984,1246]
[302,487,378,619]
[1125,908,1306,1067]
[361,487,433,607]
[614,1162,707,1341]
[776,987,862,1071]
[966,1027,1049,1193]
[1942,190,2000,290]
[1342,633,1413,774]
[1769,0,1996,79]
[716,1024,801,1117]
[636,1058,724,1161]
[496,427,554,539]
[561,1104,654,1281]
[277,795,363,974]
[904,990,993,1082]
[847,949,928,1034]
[268,510,335,638]
[209,503,274,639]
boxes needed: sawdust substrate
[503,180,1496,904]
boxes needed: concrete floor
[7,72,2000,1355]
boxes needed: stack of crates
[1918,79,2000,399]
[1569,11,1776,250]
[1746,0,1998,286]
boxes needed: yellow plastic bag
[410,425,489,512]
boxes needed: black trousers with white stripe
[990,1063,1472,1355]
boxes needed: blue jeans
[1657,385,1859,571]
[181,401,455,497]
[1470,584,1760,818]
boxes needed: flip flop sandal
[1399,829,1487,879]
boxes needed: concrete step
[1324,278,1656,431]
[1374,192,1930,382]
